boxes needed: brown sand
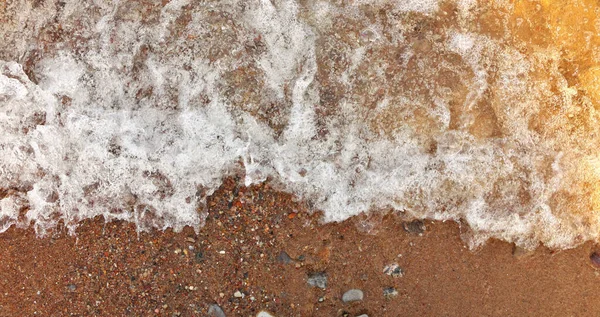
[0,177,599,317]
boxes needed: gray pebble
[277,251,292,264]
[342,289,364,303]
[403,219,426,235]
[195,251,205,263]
[67,284,76,291]
[383,287,398,298]
[256,311,275,317]
[591,252,600,268]
[208,304,226,317]
[356,315,369,317]
[307,272,327,289]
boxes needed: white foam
[1,0,600,250]
[353,0,440,14]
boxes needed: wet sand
[1,177,599,317]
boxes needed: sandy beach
[1,177,599,316]
[4,1,600,315]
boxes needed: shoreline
[1,178,599,316]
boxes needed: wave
[1,0,600,249]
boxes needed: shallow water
[1,0,600,249]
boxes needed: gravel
[383,263,404,277]
[307,272,327,289]
[208,304,226,317]
[194,251,205,263]
[590,252,600,268]
[383,287,398,298]
[403,220,426,235]
[342,289,364,303]
[277,251,292,264]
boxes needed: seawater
[2,0,600,249]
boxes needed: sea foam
[2,0,600,249]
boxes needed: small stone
[307,272,327,289]
[591,252,600,268]
[185,237,196,243]
[356,315,369,317]
[208,304,226,317]
[256,311,275,317]
[318,296,325,303]
[383,287,398,298]
[195,251,205,263]
[277,251,292,264]
[67,284,76,291]
[403,220,426,235]
[234,290,244,298]
[342,289,364,303]
[383,263,404,277]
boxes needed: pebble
[307,272,327,289]
[195,251,205,263]
[356,315,369,317]
[67,284,77,291]
[256,311,275,317]
[403,220,426,235]
[208,304,226,317]
[277,251,292,264]
[590,252,600,267]
[342,289,364,303]
[383,287,398,298]
[234,290,244,298]
[383,263,404,277]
